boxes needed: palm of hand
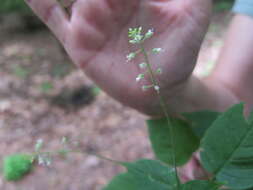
[26,0,212,114]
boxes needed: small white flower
[129,35,143,44]
[128,27,143,44]
[126,52,136,62]
[139,62,147,69]
[129,39,137,44]
[154,85,160,91]
[35,139,44,152]
[38,154,52,166]
[152,48,163,54]
[61,136,68,144]
[156,68,162,74]
[136,74,145,82]
[144,29,154,40]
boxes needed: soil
[0,12,232,190]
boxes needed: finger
[24,0,69,43]
[71,0,136,34]
[71,0,113,34]
[70,0,108,51]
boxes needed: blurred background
[0,0,234,190]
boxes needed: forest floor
[0,12,231,190]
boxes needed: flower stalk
[127,27,180,189]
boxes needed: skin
[25,0,234,116]
[211,14,253,115]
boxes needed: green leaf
[3,154,33,181]
[147,118,199,166]
[183,111,220,139]
[182,180,221,190]
[201,103,253,189]
[103,159,178,190]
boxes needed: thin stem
[32,149,121,165]
[140,44,180,189]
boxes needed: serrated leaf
[147,118,199,166]
[182,180,221,190]
[201,103,253,189]
[103,159,179,190]
[183,111,220,139]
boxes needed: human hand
[25,0,212,116]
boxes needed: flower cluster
[128,27,154,44]
[34,139,52,166]
[126,27,163,92]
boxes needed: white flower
[136,74,145,82]
[144,29,154,40]
[61,136,68,144]
[126,52,136,62]
[156,68,162,74]
[152,48,163,54]
[139,62,147,69]
[128,27,143,44]
[35,139,44,152]
[38,154,52,166]
[154,85,160,91]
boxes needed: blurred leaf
[182,180,221,190]
[103,159,178,190]
[0,0,31,14]
[182,111,220,139]
[201,104,253,189]
[147,118,199,166]
[3,154,33,181]
[214,0,234,12]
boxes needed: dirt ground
[0,12,231,190]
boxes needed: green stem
[140,44,180,189]
[32,149,121,165]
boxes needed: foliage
[3,154,33,181]
[0,0,31,14]
[201,104,253,189]
[214,0,235,12]
[146,111,220,166]
[103,159,178,190]
[104,103,253,190]
[182,111,220,139]
[147,118,199,166]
